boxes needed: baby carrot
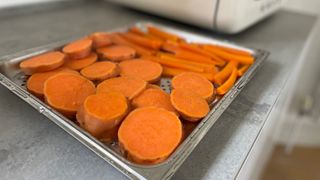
[121,32,163,50]
[129,27,164,41]
[110,34,153,56]
[202,45,254,64]
[159,53,218,73]
[175,49,224,66]
[129,27,145,36]
[179,43,226,66]
[145,55,205,73]
[147,26,182,42]
[161,41,180,53]
[216,69,238,95]
[162,66,215,82]
[213,61,238,85]
[238,64,250,76]
[207,44,252,57]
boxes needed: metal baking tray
[0,22,269,180]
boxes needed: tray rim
[0,21,270,180]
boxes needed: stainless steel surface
[0,22,268,179]
[0,1,316,180]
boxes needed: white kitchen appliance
[109,0,285,34]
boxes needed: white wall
[284,0,320,15]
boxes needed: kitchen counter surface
[0,1,317,180]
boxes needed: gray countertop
[0,1,316,180]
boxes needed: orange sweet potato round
[119,59,163,83]
[19,51,65,75]
[44,73,95,118]
[77,92,128,139]
[118,107,182,164]
[170,89,209,122]
[65,52,97,71]
[96,45,136,61]
[80,61,119,81]
[97,77,147,100]
[132,88,176,114]
[171,72,215,102]
[63,38,93,59]
[89,32,113,48]
[27,67,79,98]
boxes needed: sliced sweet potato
[97,77,147,100]
[44,73,95,118]
[146,84,162,90]
[80,61,119,81]
[118,107,182,164]
[170,89,210,122]
[76,92,128,139]
[96,45,136,61]
[171,72,215,102]
[119,59,163,83]
[65,52,97,71]
[132,88,177,113]
[62,38,93,59]
[89,32,112,48]
[27,67,78,98]
[19,51,65,75]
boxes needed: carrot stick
[207,44,252,57]
[121,32,163,50]
[161,41,180,53]
[162,66,215,82]
[129,27,145,36]
[145,55,205,73]
[159,53,218,73]
[147,26,182,42]
[129,27,164,41]
[213,61,238,85]
[175,49,225,66]
[202,45,254,64]
[238,64,250,76]
[216,69,238,95]
[179,43,226,65]
[110,34,153,56]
